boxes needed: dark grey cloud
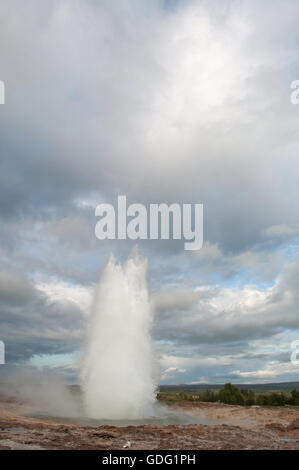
[0,270,85,362]
[0,0,298,251]
[153,260,299,345]
[0,1,299,382]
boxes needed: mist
[0,368,82,418]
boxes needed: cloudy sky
[0,0,299,384]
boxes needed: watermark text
[95,196,203,251]
[291,340,299,365]
[0,80,5,104]
[0,341,5,365]
[290,80,299,104]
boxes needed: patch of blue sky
[282,238,299,261]
[153,339,175,346]
[162,0,182,13]
[29,351,81,369]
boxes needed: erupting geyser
[80,250,158,419]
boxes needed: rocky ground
[0,393,299,450]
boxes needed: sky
[0,0,299,384]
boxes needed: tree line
[174,383,299,406]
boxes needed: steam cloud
[80,250,159,419]
[0,368,82,418]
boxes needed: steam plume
[81,250,158,419]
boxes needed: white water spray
[81,250,158,419]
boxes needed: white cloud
[232,360,299,381]
[35,279,93,316]
[232,369,278,379]
[154,260,299,346]
[263,224,299,239]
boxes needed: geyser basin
[80,250,159,420]
[29,404,205,427]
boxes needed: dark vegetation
[158,383,299,407]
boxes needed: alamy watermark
[0,80,5,104]
[291,340,299,365]
[290,80,299,104]
[0,341,5,365]
[95,196,203,251]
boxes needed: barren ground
[0,393,299,450]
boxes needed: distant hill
[160,382,299,392]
